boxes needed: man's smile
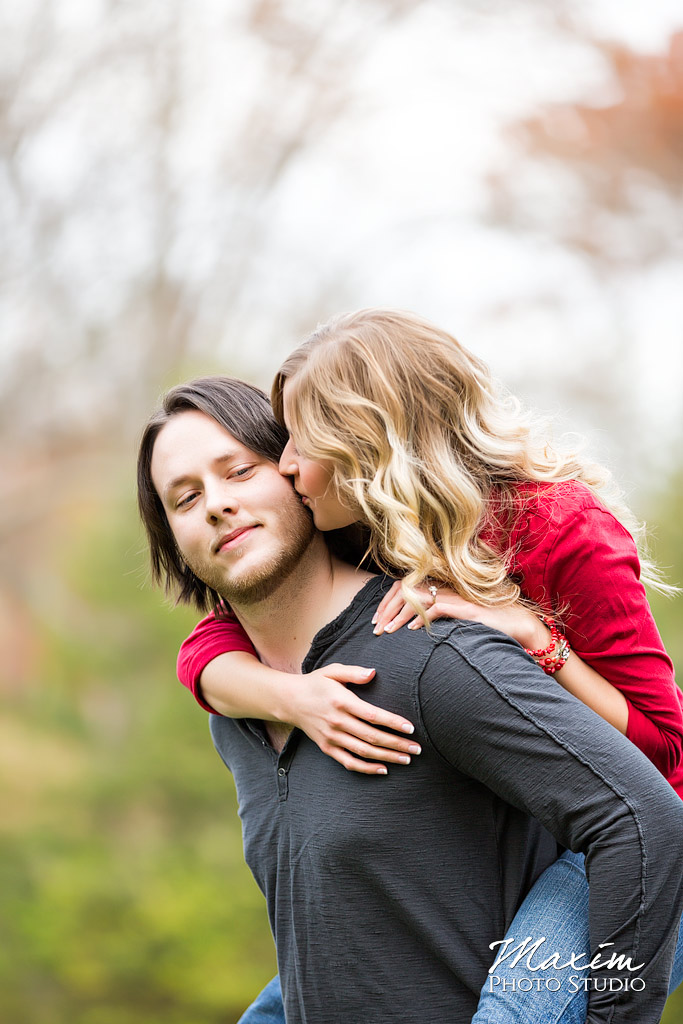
[214,525,260,554]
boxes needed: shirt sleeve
[176,612,257,714]
[542,505,682,778]
[418,624,683,1024]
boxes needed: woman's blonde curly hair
[272,308,668,618]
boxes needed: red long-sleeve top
[176,480,683,797]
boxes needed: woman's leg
[669,914,683,995]
[236,975,285,1024]
[473,850,683,1023]
[472,851,591,1024]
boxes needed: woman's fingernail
[398,755,411,764]
[401,723,415,734]
[371,613,378,625]
[385,624,395,633]
[376,767,388,775]
[373,626,383,635]
[407,622,418,630]
[408,744,421,754]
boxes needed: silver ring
[427,584,438,605]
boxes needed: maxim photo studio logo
[486,937,646,994]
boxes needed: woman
[178,309,683,1023]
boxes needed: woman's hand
[373,581,549,651]
[285,663,420,776]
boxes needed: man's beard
[185,499,317,609]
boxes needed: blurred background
[1,0,682,1021]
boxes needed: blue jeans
[237,974,284,1024]
[238,852,683,1023]
[473,850,683,1021]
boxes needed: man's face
[151,410,316,605]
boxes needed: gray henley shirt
[210,575,683,1024]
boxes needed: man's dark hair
[137,376,289,613]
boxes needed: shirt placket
[275,739,297,802]
[243,721,298,802]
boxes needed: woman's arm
[177,614,420,774]
[542,504,682,777]
[545,652,628,733]
[373,496,682,778]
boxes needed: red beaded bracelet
[525,615,571,675]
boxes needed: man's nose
[279,440,297,477]
[204,482,238,522]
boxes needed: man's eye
[231,466,253,478]
[176,492,198,509]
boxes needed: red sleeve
[176,612,256,714]
[541,505,682,778]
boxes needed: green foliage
[649,477,683,1024]
[646,473,683,670]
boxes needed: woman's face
[279,388,359,532]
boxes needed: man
[138,375,683,1024]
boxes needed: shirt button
[278,767,287,776]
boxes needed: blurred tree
[485,27,683,475]
[0,0,425,454]
[490,29,683,267]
